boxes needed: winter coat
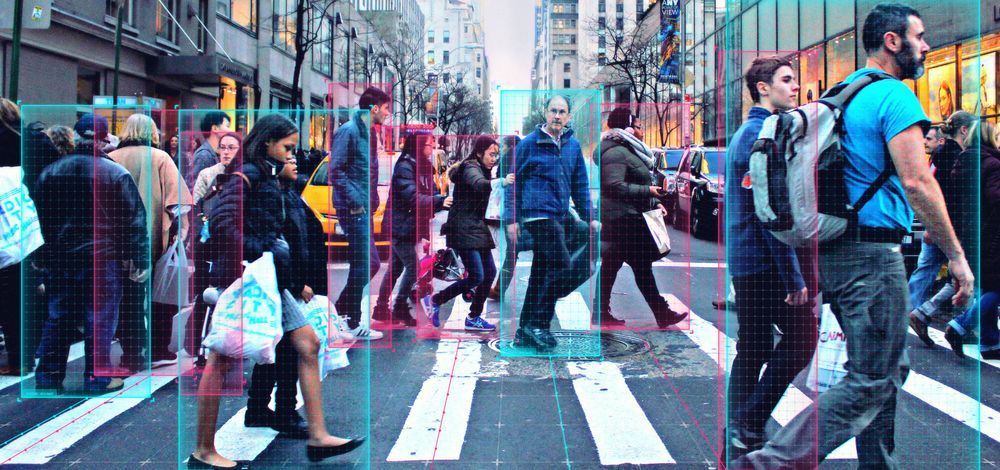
[515,125,594,223]
[207,159,286,286]
[193,162,226,203]
[599,138,659,223]
[33,144,149,270]
[933,138,964,204]
[387,152,445,242]
[191,141,219,187]
[951,145,1000,291]
[1,121,60,191]
[109,143,193,260]
[282,184,328,296]
[330,111,379,213]
[441,158,495,250]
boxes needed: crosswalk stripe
[0,375,175,464]
[567,361,675,465]
[554,291,592,331]
[0,342,85,393]
[903,371,1000,442]
[669,295,857,459]
[386,340,480,461]
[212,387,306,461]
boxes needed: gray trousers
[738,240,911,469]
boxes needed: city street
[0,223,994,469]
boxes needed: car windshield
[697,150,724,176]
[310,161,330,186]
[664,150,683,170]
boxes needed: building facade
[417,0,490,100]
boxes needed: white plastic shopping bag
[806,304,848,392]
[0,167,44,269]
[168,303,194,354]
[485,179,503,221]
[152,239,191,305]
[297,294,350,377]
[202,252,283,364]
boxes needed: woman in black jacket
[374,132,451,326]
[598,108,685,328]
[423,136,513,331]
[191,114,362,469]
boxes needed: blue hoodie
[514,124,594,223]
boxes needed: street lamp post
[111,0,125,126]
[8,0,23,100]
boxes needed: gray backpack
[748,71,895,246]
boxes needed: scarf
[603,128,655,170]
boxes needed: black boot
[272,410,309,439]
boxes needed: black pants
[118,280,149,363]
[247,335,298,415]
[519,218,592,329]
[433,248,496,317]
[0,263,21,369]
[598,216,672,319]
[728,269,816,433]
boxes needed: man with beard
[735,4,974,469]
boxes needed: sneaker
[464,316,496,331]
[421,295,440,327]
[347,325,384,340]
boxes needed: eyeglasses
[486,151,500,158]
[218,145,239,152]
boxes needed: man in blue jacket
[512,95,599,351]
[330,87,391,341]
[724,56,814,459]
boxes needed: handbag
[202,252,284,364]
[642,209,672,258]
[152,238,191,305]
[0,167,44,269]
[806,304,848,392]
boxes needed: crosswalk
[0,293,992,467]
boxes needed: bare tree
[375,20,429,125]
[435,80,493,135]
[270,0,342,109]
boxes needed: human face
[938,86,953,119]
[218,135,240,165]
[924,128,942,153]
[545,97,570,134]
[279,155,298,181]
[480,144,500,170]
[267,133,299,163]
[421,136,436,159]
[892,16,930,80]
[370,103,390,125]
[631,118,644,140]
[169,135,178,152]
[213,117,232,134]
[762,65,800,111]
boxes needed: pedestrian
[488,135,520,300]
[190,111,231,186]
[422,136,511,331]
[373,132,451,327]
[0,99,60,376]
[166,134,180,163]
[43,125,76,157]
[329,87,391,341]
[736,4,974,468]
[513,95,599,351]
[108,113,193,370]
[433,136,452,195]
[190,114,363,469]
[597,107,687,328]
[722,57,814,458]
[908,111,976,346]
[944,120,1000,359]
[32,113,150,394]
[193,132,241,203]
[243,152,329,437]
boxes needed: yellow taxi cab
[301,154,393,251]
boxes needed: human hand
[785,287,809,306]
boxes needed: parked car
[652,148,685,225]
[674,146,726,239]
[301,154,393,258]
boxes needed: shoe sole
[464,326,496,331]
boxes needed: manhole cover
[487,331,649,360]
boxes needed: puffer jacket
[33,144,149,270]
[282,184,328,296]
[441,158,494,250]
[599,138,659,223]
[386,152,446,242]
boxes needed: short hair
[544,94,571,111]
[862,3,922,55]
[745,56,794,103]
[359,87,391,111]
[199,111,230,133]
[607,107,633,129]
[926,125,941,139]
[120,113,161,147]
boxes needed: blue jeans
[36,260,124,388]
[433,248,496,317]
[741,240,910,469]
[335,213,380,328]
[376,238,419,313]
[949,291,1000,351]
[907,240,947,320]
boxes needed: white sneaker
[347,325,384,340]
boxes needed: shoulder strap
[231,171,251,188]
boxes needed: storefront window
[799,45,825,104]
[776,0,797,52]
[799,0,823,48]
[757,0,776,52]
[825,31,855,86]
[217,0,256,32]
[741,5,756,59]
[706,35,716,92]
[156,0,178,43]
[694,0,704,45]
[312,18,332,76]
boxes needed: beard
[895,39,926,80]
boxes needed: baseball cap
[74,113,110,142]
